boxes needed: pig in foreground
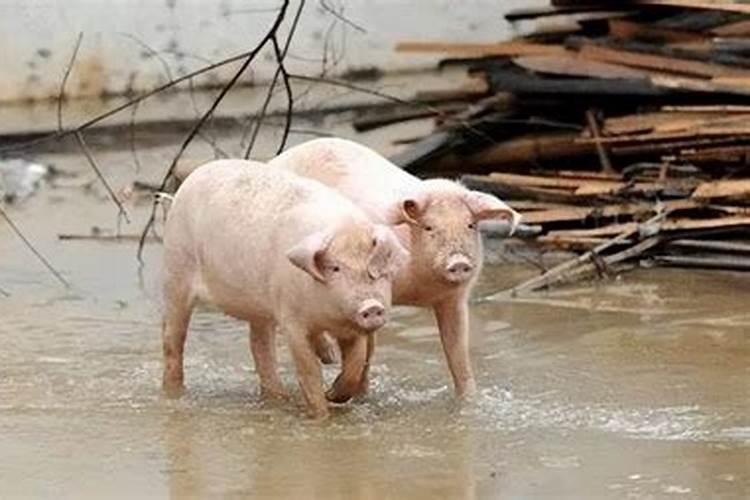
[270,138,520,398]
[161,159,406,418]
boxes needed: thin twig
[273,36,294,155]
[58,32,83,132]
[0,205,70,288]
[74,131,131,223]
[0,286,8,297]
[137,0,292,263]
[320,0,367,33]
[129,101,143,173]
[59,233,162,243]
[243,0,304,158]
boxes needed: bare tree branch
[137,0,293,263]
[0,205,70,288]
[0,16,284,156]
[74,131,131,223]
[320,0,366,33]
[243,0,304,158]
[58,32,83,133]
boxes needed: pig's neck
[391,225,468,307]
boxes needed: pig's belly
[194,270,273,323]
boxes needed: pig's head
[286,221,408,333]
[386,179,520,286]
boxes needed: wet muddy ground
[1,103,748,499]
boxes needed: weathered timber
[692,179,750,199]
[653,254,750,270]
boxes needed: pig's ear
[464,191,521,234]
[286,230,333,283]
[368,225,410,279]
[385,192,429,226]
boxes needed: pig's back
[165,159,358,318]
[271,138,421,223]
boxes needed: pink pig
[270,138,520,398]
[161,159,407,418]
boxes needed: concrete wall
[0,0,544,103]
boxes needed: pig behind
[161,159,406,418]
[270,138,520,398]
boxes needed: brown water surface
[0,115,748,499]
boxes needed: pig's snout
[355,299,386,332]
[443,254,474,284]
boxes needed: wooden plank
[512,55,651,80]
[395,41,566,57]
[712,19,750,36]
[520,199,699,224]
[577,44,750,79]
[636,1,750,14]
[603,111,720,136]
[506,5,633,21]
[437,132,598,172]
[461,175,593,204]
[536,235,626,251]
[507,201,579,212]
[662,105,750,113]
[654,254,750,270]
[547,216,750,238]
[557,170,624,181]
[692,179,750,199]
[608,19,706,43]
[668,239,750,254]
[487,172,622,191]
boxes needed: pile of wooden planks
[385,0,750,275]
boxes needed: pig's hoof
[307,407,330,420]
[161,382,185,399]
[314,336,338,365]
[261,387,290,401]
[455,381,478,400]
[325,387,354,404]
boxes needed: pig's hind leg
[313,332,338,365]
[161,277,195,396]
[249,320,288,399]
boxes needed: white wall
[0,0,544,103]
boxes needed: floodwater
[1,108,748,499]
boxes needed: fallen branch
[483,210,667,300]
[59,233,162,243]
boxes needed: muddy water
[1,120,748,499]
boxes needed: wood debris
[385,1,750,282]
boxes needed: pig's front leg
[326,334,369,403]
[249,320,288,399]
[433,293,477,398]
[286,325,329,418]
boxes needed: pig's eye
[423,225,433,232]
[468,222,477,230]
[331,265,341,273]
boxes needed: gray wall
[0,0,543,103]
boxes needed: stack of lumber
[386,0,750,274]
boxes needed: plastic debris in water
[0,158,49,203]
